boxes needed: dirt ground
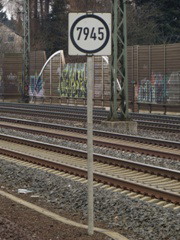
[0,186,115,240]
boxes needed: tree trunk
[45,0,50,16]
[33,0,38,19]
[39,0,44,20]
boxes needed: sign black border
[70,14,110,54]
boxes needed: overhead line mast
[22,0,30,102]
[109,0,129,120]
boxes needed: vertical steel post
[101,58,104,107]
[163,44,166,103]
[87,56,94,235]
[109,0,129,120]
[110,0,118,120]
[123,1,128,118]
[23,0,30,102]
[50,59,52,97]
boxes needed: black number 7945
[77,27,104,41]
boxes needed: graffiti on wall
[138,72,180,104]
[0,71,44,97]
[168,72,180,103]
[29,75,44,97]
[58,63,86,98]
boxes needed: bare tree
[68,0,111,12]
[0,0,22,19]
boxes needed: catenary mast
[109,0,129,120]
[22,0,30,102]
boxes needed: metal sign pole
[87,55,94,235]
[68,12,111,236]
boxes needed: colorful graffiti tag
[138,72,180,104]
[58,63,86,98]
[29,75,44,97]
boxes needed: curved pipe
[33,50,65,95]
[38,50,65,78]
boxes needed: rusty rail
[0,133,179,180]
[0,146,179,204]
[0,120,179,160]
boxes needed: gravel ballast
[0,127,179,171]
[0,159,179,240]
[0,112,179,142]
[0,113,179,239]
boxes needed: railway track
[0,116,179,160]
[0,134,179,205]
[0,102,180,122]
[0,103,179,132]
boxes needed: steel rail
[0,123,179,160]
[0,133,179,180]
[0,147,179,204]
[0,116,179,148]
[0,118,179,160]
[0,102,180,124]
[0,102,180,123]
[0,106,179,133]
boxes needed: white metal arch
[38,50,65,78]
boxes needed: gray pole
[112,0,118,120]
[123,1,129,118]
[23,0,30,102]
[87,56,94,235]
